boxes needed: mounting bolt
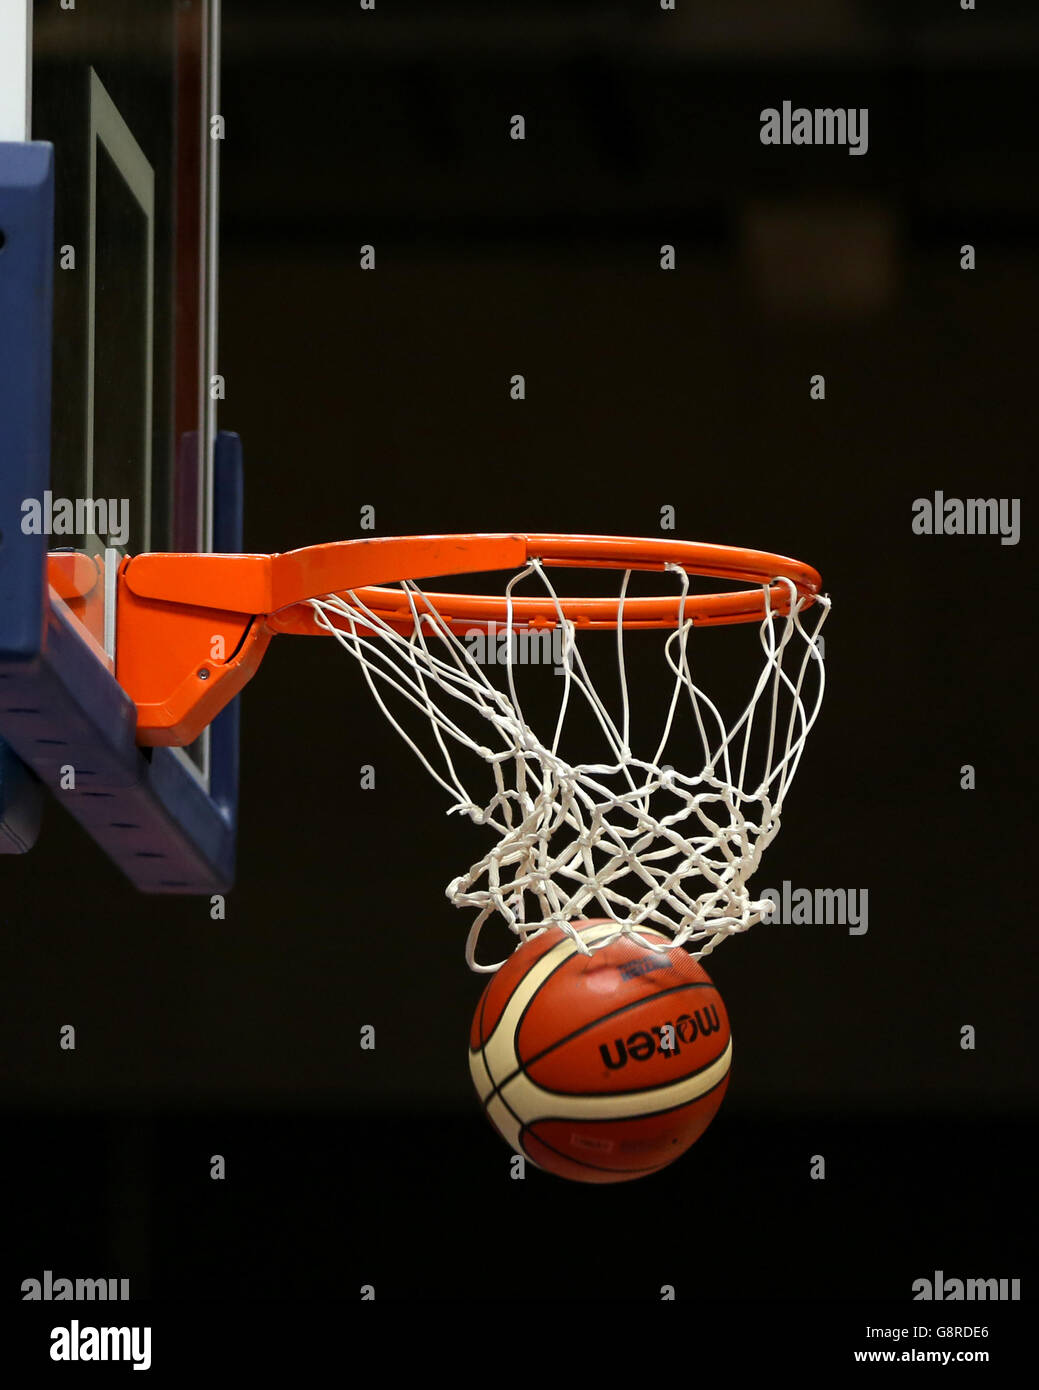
[198,668,210,680]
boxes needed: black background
[3,0,1037,1311]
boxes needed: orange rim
[343,534,822,631]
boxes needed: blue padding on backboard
[0,145,53,854]
[0,144,52,660]
[0,143,242,891]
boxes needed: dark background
[3,0,1037,1302]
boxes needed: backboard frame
[0,0,240,891]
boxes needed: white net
[311,559,830,971]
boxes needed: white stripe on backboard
[0,1,32,141]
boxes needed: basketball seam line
[478,975,492,1113]
[518,1061,731,1127]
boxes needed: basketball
[468,919,732,1183]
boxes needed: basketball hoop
[89,531,827,952]
[305,534,830,971]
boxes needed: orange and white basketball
[468,919,731,1183]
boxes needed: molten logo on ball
[469,920,732,1184]
[599,1006,723,1070]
